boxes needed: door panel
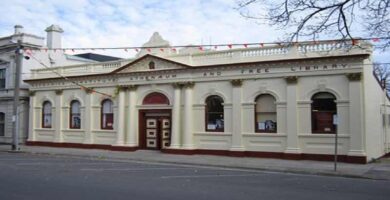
[146,118,158,149]
[161,118,171,148]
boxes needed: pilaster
[126,85,138,146]
[346,73,366,156]
[182,82,194,149]
[230,79,244,151]
[83,91,94,144]
[335,100,350,135]
[116,88,126,145]
[54,90,63,143]
[284,76,301,154]
[170,83,182,148]
[27,93,36,141]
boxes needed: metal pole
[12,39,22,151]
[334,125,338,171]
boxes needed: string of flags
[25,51,112,98]
[21,37,390,54]
[22,36,390,98]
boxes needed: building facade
[0,25,98,144]
[25,33,390,163]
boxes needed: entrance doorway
[139,110,171,150]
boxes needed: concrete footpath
[1,144,390,180]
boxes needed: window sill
[92,129,116,133]
[299,134,350,138]
[255,131,277,133]
[194,132,232,136]
[101,128,114,131]
[205,130,225,133]
[242,133,286,137]
[63,129,85,132]
[34,128,55,131]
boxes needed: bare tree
[374,63,390,94]
[236,0,390,50]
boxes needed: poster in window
[215,119,223,129]
[44,115,51,127]
[264,120,275,131]
[207,124,216,130]
[258,122,265,130]
[104,114,113,128]
[72,116,81,128]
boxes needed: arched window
[255,94,277,133]
[142,92,169,105]
[101,99,113,130]
[149,61,155,70]
[42,101,52,128]
[311,92,337,133]
[70,100,81,129]
[205,95,224,132]
[0,112,4,136]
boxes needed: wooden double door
[139,110,171,150]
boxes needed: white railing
[175,40,369,65]
[240,46,289,57]
[297,41,351,53]
[30,40,370,79]
[31,60,130,79]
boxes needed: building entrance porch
[139,110,171,150]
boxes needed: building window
[311,92,337,133]
[205,95,224,132]
[149,61,155,70]
[0,69,6,89]
[101,99,113,130]
[255,94,277,133]
[42,101,52,128]
[142,92,169,105]
[0,113,4,136]
[70,100,81,129]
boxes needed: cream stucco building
[0,25,98,144]
[25,33,390,163]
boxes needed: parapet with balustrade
[29,39,372,79]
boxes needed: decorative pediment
[111,54,191,74]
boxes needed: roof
[73,53,122,62]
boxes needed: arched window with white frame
[70,100,81,129]
[42,101,52,128]
[101,99,113,130]
[255,94,277,133]
[205,95,224,132]
[311,92,337,134]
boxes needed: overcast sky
[0,0,387,62]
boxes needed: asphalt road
[0,152,389,200]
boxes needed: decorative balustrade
[30,40,370,79]
[297,41,351,53]
[186,40,367,65]
[31,60,126,79]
